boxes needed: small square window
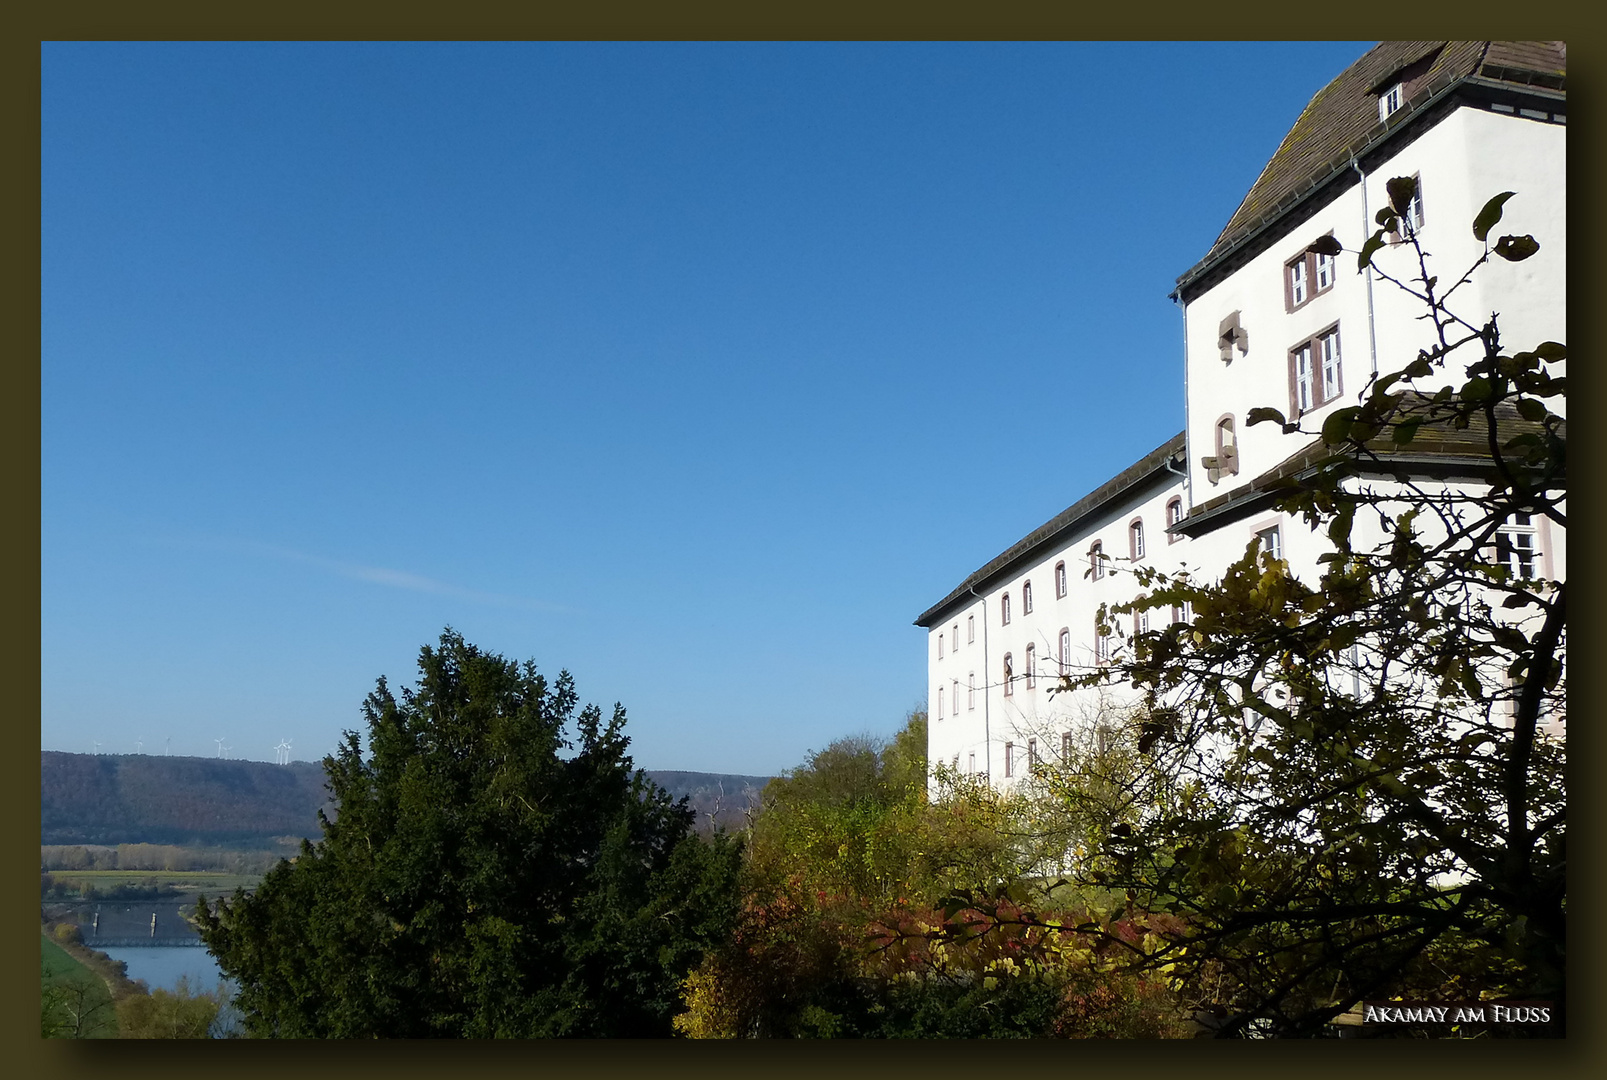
[1379,82,1404,121]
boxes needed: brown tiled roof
[914,433,1185,627]
[1175,399,1564,537]
[1176,41,1566,298]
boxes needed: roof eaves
[914,433,1186,628]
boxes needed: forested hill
[41,752,771,847]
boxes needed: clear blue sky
[42,41,1373,775]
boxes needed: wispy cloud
[149,531,575,613]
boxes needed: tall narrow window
[1061,731,1073,761]
[1095,618,1111,664]
[1058,628,1071,674]
[1320,328,1342,401]
[1025,643,1036,689]
[1167,497,1184,542]
[1027,738,1037,767]
[1288,257,1309,306]
[952,680,959,714]
[1002,653,1014,696]
[1134,610,1150,636]
[1497,513,1539,580]
[938,633,944,659]
[967,615,975,644]
[968,752,976,775]
[1004,742,1014,779]
[1257,525,1283,561]
[953,623,959,649]
[1055,561,1068,598]
[1293,342,1315,413]
[1209,417,1238,482]
[1316,249,1336,290]
[937,686,944,719]
[1000,592,1011,626]
[1023,579,1033,614]
[1130,518,1145,561]
[1090,541,1105,580]
[967,674,975,710]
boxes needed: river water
[98,945,226,994]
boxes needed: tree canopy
[198,629,741,1037]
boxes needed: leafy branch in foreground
[1046,182,1566,1037]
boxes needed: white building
[916,41,1566,788]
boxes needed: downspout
[1351,154,1381,379]
[1173,291,1192,509]
[968,584,991,783]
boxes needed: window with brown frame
[1289,325,1343,417]
[1022,579,1033,614]
[1002,652,1013,696]
[1284,235,1337,312]
[1001,591,1011,626]
[936,685,944,719]
[1055,561,1067,598]
[1004,742,1014,779]
[1095,618,1111,665]
[1089,541,1105,580]
[937,632,944,659]
[1388,174,1426,241]
[1024,643,1036,689]
[1061,731,1073,761]
[1129,518,1145,561]
[1027,738,1037,768]
[1058,628,1071,675]
[1166,497,1184,542]
[967,615,975,644]
[967,673,975,710]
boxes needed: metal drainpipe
[1174,293,1192,507]
[1351,154,1381,379]
[968,584,991,783]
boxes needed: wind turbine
[215,737,226,759]
[91,740,102,755]
[222,743,233,760]
[164,736,171,756]
[134,737,144,755]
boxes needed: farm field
[47,869,263,894]
[41,932,119,1037]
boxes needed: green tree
[678,710,1187,1038]
[198,629,741,1037]
[1055,184,1565,1036]
[115,975,224,1038]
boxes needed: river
[98,945,227,994]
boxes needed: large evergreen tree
[198,630,740,1037]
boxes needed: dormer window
[1379,81,1404,121]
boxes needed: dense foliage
[676,712,1189,1038]
[198,630,741,1037]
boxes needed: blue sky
[42,41,1373,775]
